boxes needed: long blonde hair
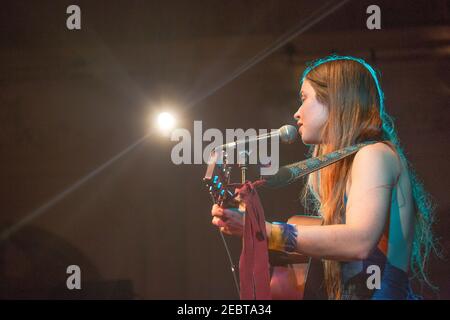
[301,55,438,299]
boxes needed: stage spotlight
[156,111,176,133]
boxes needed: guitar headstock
[203,149,238,207]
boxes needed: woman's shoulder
[351,142,401,185]
[356,141,398,159]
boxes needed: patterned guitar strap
[237,140,380,300]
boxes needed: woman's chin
[301,135,319,146]
[300,131,309,144]
[301,136,311,145]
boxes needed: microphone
[215,124,298,150]
[278,124,299,144]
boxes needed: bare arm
[290,143,399,261]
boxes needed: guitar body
[269,215,325,300]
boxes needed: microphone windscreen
[279,125,298,144]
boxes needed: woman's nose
[293,107,301,120]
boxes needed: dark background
[0,0,448,299]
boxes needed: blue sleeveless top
[340,195,420,300]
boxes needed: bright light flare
[156,112,176,133]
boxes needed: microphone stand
[211,137,243,299]
[238,136,250,184]
[217,136,250,299]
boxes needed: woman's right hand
[211,204,244,237]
